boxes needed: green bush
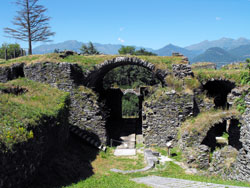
[122,93,139,117]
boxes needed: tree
[118,46,135,55]
[54,48,60,53]
[80,42,99,55]
[118,46,156,56]
[0,43,24,59]
[4,0,55,55]
[134,48,157,56]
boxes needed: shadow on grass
[28,133,99,188]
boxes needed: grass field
[0,78,69,150]
[64,147,250,188]
[0,53,184,71]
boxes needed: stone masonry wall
[172,64,193,79]
[24,62,85,92]
[0,63,24,83]
[0,62,110,145]
[142,90,193,147]
[69,87,107,144]
[231,92,250,181]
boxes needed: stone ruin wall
[22,62,107,144]
[142,91,193,147]
[1,60,250,182]
[0,62,106,187]
[231,93,250,181]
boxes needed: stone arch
[201,116,242,152]
[84,57,167,91]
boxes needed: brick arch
[84,57,168,90]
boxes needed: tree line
[0,43,26,60]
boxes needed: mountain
[185,37,250,52]
[192,47,237,63]
[33,40,83,54]
[228,44,250,61]
[33,40,156,55]
[32,38,250,64]
[155,44,198,59]
[33,40,124,55]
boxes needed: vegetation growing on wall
[235,90,249,114]
[193,69,249,85]
[0,53,184,71]
[0,78,69,150]
[180,109,240,139]
[165,75,201,94]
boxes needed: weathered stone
[172,64,194,79]
[142,92,193,147]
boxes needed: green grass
[0,78,69,150]
[65,172,149,188]
[0,53,184,72]
[193,69,249,85]
[180,108,240,140]
[152,162,250,187]
[153,147,182,161]
[64,147,250,188]
[221,62,247,70]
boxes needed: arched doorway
[85,57,162,147]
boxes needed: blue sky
[0,0,250,49]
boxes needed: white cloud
[118,37,125,43]
[216,17,222,21]
[120,27,125,31]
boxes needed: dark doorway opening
[201,119,242,152]
[203,80,235,109]
[98,65,160,147]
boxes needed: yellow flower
[28,131,34,139]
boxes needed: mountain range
[33,37,250,65]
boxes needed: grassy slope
[193,68,249,85]
[180,109,240,137]
[0,78,69,150]
[64,148,250,188]
[0,53,184,71]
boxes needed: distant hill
[185,37,250,52]
[33,38,250,65]
[155,44,198,59]
[33,41,197,58]
[192,47,237,63]
[33,40,156,55]
[33,40,123,55]
[33,40,83,54]
[228,44,250,61]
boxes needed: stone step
[69,126,106,151]
[114,149,136,156]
